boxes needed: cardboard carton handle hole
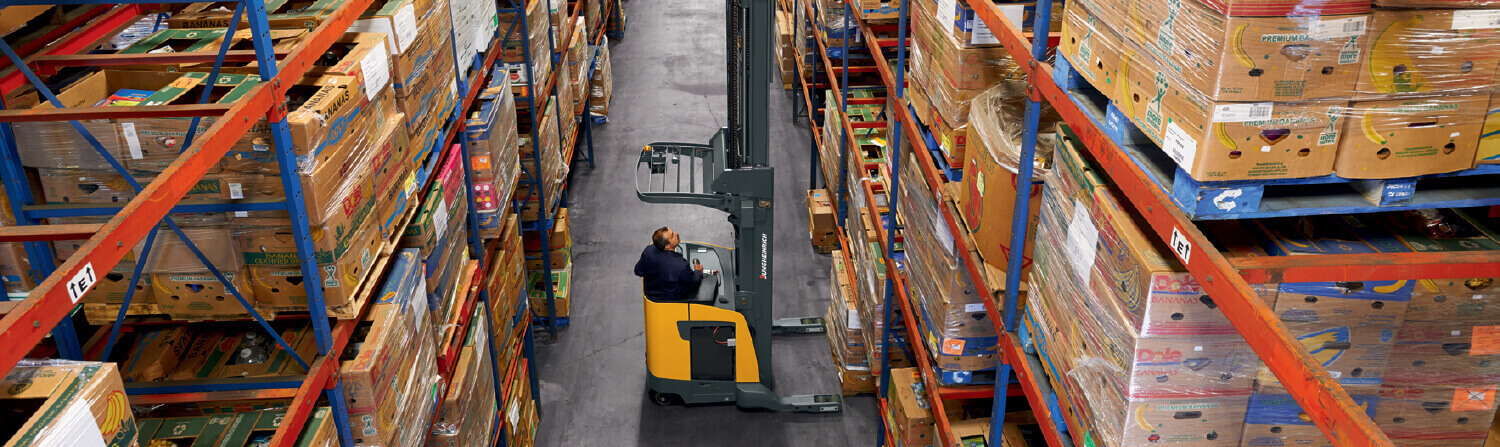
[1377,148,1392,159]
[1321,341,1352,350]
[1443,143,1456,154]
[1413,360,1427,367]
[1248,68,1263,77]
[215,295,225,301]
[1462,61,1473,73]
[186,284,204,293]
[1270,427,1282,434]
[1371,301,1385,310]
[1170,312,1184,321]
[1393,417,1406,423]
[1172,411,1202,419]
[1228,151,1242,159]
[1458,417,1471,424]
[1407,121,1438,128]
[106,272,124,282]
[1321,67,1334,75]
[1199,296,1217,309]
[1349,367,1362,377]
[1297,148,1310,157]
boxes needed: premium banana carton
[1355,9,1500,99]
[1387,322,1500,386]
[1336,94,1487,178]
[1405,278,1500,322]
[1060,1,1346,182]
[1253,323,1396,389]
[1078,372,1250,446]
[0,362,137,447]
[1074,0,1369,102]
[1373,384,1499,447]
[1239,387,1379,447]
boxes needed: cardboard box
[1255,323,1395,388]
[0,362,138,447]
[959,129,1041,278]
[1114,395,1248,446]
[1375,385,1499,446]
[167,0,337,30]
[120,325,191,382]
[1251,215,1412,257]
[138,415,232,447]
[37,168,222,204]
[294,407,337,447]
[889,368,935,447]
[1387,322,1500,386]
[1240,389,1379,447]
[340,249,438,446]
[1059,2,1345,182]
[1336,95,1486,179]
[76,261,153,306]
[1355,10,1500,98]
[1272,281,1412,328]
[1405,277,1500,323]
[151,269,255,317]
[167,323,318,380]
[911,4,1017,92]
[1380,208,1500,254]
[1075,0,1368,102]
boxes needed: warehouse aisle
[531,0,880,445]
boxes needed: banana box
[1480,93,1500,164]
[1336,94,1487,179]
[1073,2,1347,181]
[1110,335,1258,399]
[152,269,255,317]
[0,362,137,447]
[1272,281,1412,328]
[1239,388,1379,447]
[1195,0,1369,17]
[1387,322,1500,386]
[1354,10,1500,99]
[1373,384,1499,446]
[1075,0,1368,102]
[1255,323,1396,388]
[1405,278,1500,323]
[1059,0,1128,93]
[1117,395,1249,446]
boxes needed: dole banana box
[1076,0,1368,102]
[1067,1,1346,181]
[1336,94,1486,179]
[1355,10,1500,98]
[1405,278,1500,323]
[1373,384,1499,446]
[0,362,138,447]
[1255,323,1396,388]
[1239,387,1379,447]
[1118,395,1249,446]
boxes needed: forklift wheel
[649,390,680,406]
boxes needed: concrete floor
[531,0,881,445]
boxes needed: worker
[634,227,717,301]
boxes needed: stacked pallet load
[1208,209,1500,447]
[469,69,523,239]
[1027,126,1255,447]
[1056,0,1498,215]
[588,37,614,121]
[828,249,878,395]
[808,189,840,252]
[527,208,573,322]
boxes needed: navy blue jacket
[634,245,701,300]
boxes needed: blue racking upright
[0,0,550,444]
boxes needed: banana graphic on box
[1231,24,1256,71]
[1361,106,1388,145]
[1135,404,1154,431]
[1214,124,1238,150]
[1373,280,1408,294]
[1368,16,1426,94]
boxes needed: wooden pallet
[1054,55,1500,220]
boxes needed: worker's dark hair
[652,227,672,250]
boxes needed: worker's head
[652,227,679,251]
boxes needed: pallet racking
[799,0,1500,445]
[0,0,622,442]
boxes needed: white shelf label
[1454,10,1500,29]
[66,263,97,304]
[121,123,143,159]
[1170,227,1193,265]
[359,44,391,101]
[1063,200,1098,285]
[1163,121,1199,172]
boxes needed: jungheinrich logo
[760,233,769,280]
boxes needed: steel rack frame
[821,0,1500,443]
[513,0,606,339]
[0,0,538,444]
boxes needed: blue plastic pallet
[532,316,570,328]
[1053,55,1500,220]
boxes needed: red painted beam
[1232,251,1500,284]
[0,5,145,96]
[0,104,232,122]
[0,224,100,242]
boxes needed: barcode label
[227,183,244,199]
[1312,16,1367,39]
[1454,10,1500,29]
[1212,103,1274,122]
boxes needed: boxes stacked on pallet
[469,69,523,239]
[827,251,878,395]
[526,208,572,320]
[1057,0,1499,182]
[489,214,528,351]
[340,249,442,447]
[516,94,567,216]
[1207,209,1500,447]
[0,361,138,447]
[777,10,798,89]
[896,151,999,383]
[401,143,473,328]
[498,0,552,88]
[808,189,840,252]
[588,38,614,121]
[1029,128,1257,447]
[887,368,938,447]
